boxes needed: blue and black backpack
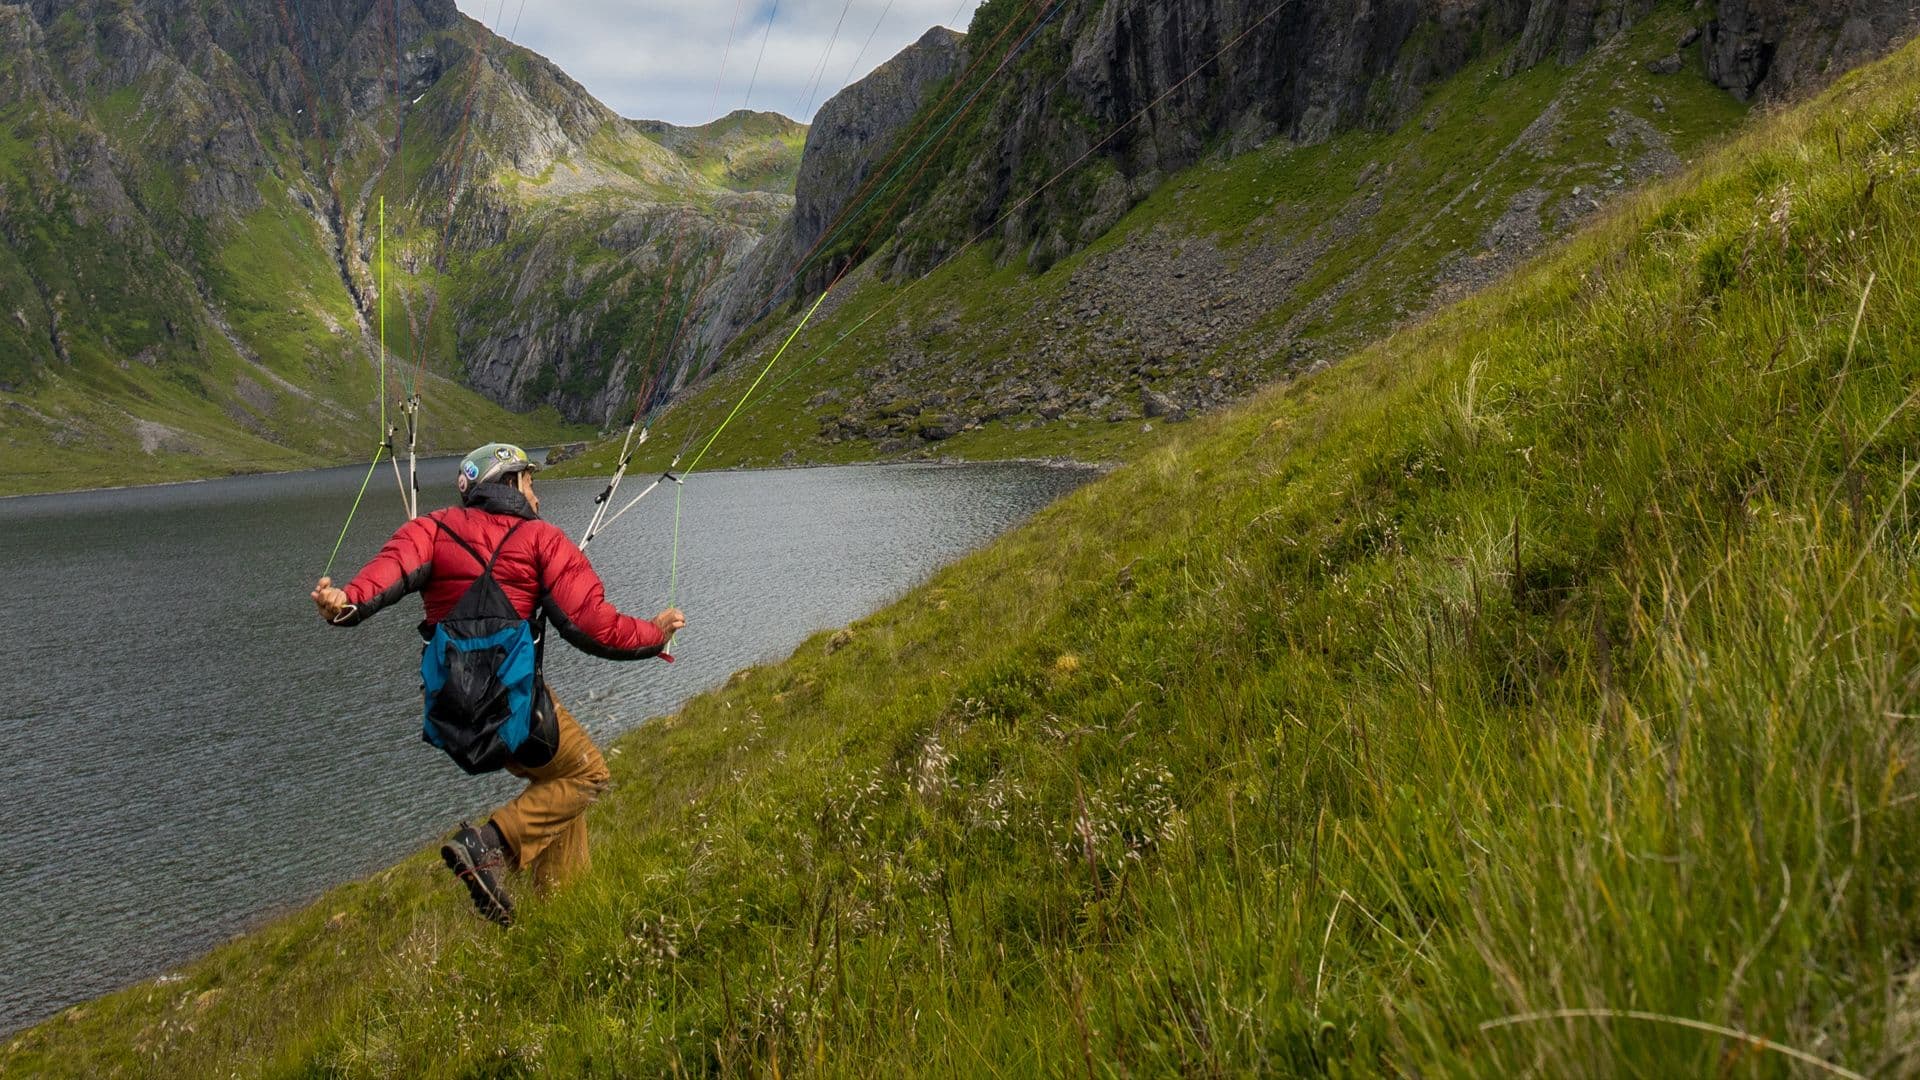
[418,522,548,775]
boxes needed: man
[310,442,685,925]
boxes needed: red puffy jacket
[332,483,667,661]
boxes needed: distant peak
[635,109,805,134]
[720,108,800,125]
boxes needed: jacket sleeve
[333,516,437,627]
[535,525,667,660]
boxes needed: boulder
[917,414,959,440]
[1142,389,1187,421]
[542,441,589,466]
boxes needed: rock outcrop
[790,28,971,275]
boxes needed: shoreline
[545,452,1114,483]
[6,451,1112,502]
[4,454,457,502]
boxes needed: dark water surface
[0,460,1087,1033]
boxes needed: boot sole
[440,841,514,926]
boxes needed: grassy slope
[11,30,1920,1080]
[555,5,1746,478]
[639,111,811,195]
[0,231,588,499]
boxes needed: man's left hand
[652,608,686,637]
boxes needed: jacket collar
[461,482,540,520]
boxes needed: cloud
[457,0,982,125]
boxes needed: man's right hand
[311,576,350,623]
[653,608,686,637]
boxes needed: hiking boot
[440,821,514,926]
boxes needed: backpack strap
[482,521,529,575]
[437,518,529,576]
[435,520,485,567]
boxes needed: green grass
[0,25,598,495]
[640,111,810,195]
[11,25,1920,1079]
[211,183,365,378]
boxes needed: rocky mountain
[1703,0,1920,97]
[826,0,1920,280]
[688,28,971,383]
[6,0,1917,492]
[643,0,1920,467]
[0,0,784,490]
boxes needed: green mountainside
[12,24,1920,1078]
[0,0,787,493]
[637,111,810,195]
[652,0,1917,472]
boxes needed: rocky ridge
[678,0,1920,459]
[820,0,1920,286]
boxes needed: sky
[455,0,984,126]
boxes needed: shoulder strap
[436,519,486,567]
[436,516,529,575]
[486,521,529,575]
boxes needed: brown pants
[489,698,610,892]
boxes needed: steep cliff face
[687,0,1691,367]
[1703,0,1920,98]
[689,0,1916,317]
[685,28,969,385]
[885,0,1920,274]
[455,187,788,421]
[791,28,971,264]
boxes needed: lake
[0,459,1089,1034]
